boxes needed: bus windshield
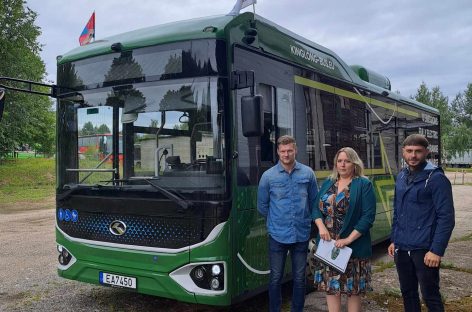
[57,77,226,196]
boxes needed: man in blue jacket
[258,135,318,312]
[388,134,455,312]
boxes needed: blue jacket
[391,162,455,256]
[312,176,376,258]
[257,161,318,244]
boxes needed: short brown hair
[402,134,429,148]
[277,135,296,147]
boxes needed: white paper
[314,239,352,273]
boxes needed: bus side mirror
[122,113,138,124]
[241,95,263,137]
[0,88,5,122]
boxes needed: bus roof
[58,14,233,64]
[58,12,438,114]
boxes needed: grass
[78,157,117,184]
[367,289,405,312]
[372,260,395,273]
[2,151,49,159]
[0,155,121,206]
[444,167,472,173]
[369,290,472,312]
[0,158,55,204]
[450,232,472,243]
[444,296,472,311]
[440,261,472,274]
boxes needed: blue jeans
[394,249,444,312]
[268,236,309,312]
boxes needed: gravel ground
[0,185,471,312]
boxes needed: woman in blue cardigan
[312,147,376,312]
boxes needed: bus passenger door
[231,46,295,299]
[233,51,294,185]
[258,84,295,170]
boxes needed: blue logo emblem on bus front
[71,210,78,222]
[58,208,64,221]
[58,208,78,222]
[64,209,71,222]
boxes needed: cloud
[26,0,472,99]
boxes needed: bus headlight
[211,264,221,276]
[171,262,225,294]
[189,263,224,291]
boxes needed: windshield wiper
[106,178,192,211]
[59,179,192,211]
[57,184,101,202]
[143,179,192,211]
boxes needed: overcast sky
[26,0,472,101]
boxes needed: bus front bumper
[56,229,230,306]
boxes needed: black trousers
[394,249,444,312]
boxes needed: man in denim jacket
[258,135,318,312]
[388,134,455,312]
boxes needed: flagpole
[93,11,95,43]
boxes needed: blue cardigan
[312,176,376,258]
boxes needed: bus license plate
[99,272,136,289]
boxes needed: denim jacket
[257,161,318,244]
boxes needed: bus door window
[275,88,293,138]
[76,106,115,183]
[233,47,294,185]
[258,83,275,165]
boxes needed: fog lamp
[210,277,220,290]
[57,245,72,266]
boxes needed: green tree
[451,83,472,128]
[31,108,55,157]
[449,83,472,157]
[80,121,95,135]
[96,124,111,134]
[149,119,159,128]
[413,82,453,160]
[0,0,54,158]
[173,123,189,130]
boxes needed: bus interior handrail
[66,169,117,172]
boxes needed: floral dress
[313,181,372,296]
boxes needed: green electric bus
[0,12,440,306]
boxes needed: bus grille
[57,211,213,249]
